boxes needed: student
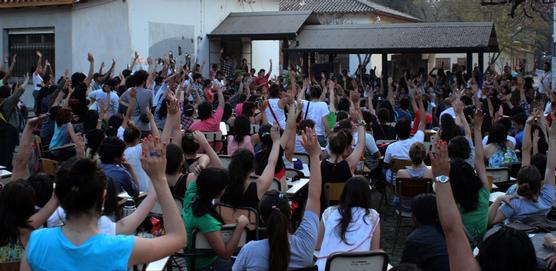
[98,136,139,197]
[401,194,449,271]
[315,176,380,271]
[0,180,57,266]
[431,140,537,271]
[0,75,29,170]
[300,86,330,146]
[227,115,256,155]
[119,71,154,136]
[22,137,187,270]
[233,127,322,270]
[397,142,433,180]
[488,113,556,224]
[221,125,280,209]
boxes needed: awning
[0,0,74,9]
[207,11,316,40]
[287,22,499,54]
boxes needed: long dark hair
[449,159,482,213]
[222,149,254,206]
[487,122,508,149]
[0,180,35,246]
[191,168,229,223]
[259,191,291,271]
[329,129,352,163]
[337,177,373,244]
[233,115,251,144]
[439,114,461,142]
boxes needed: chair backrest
[293,153,310,165]
[391,159,413,175]
[192,225,247,250]
[219,155,232,169]
[325,251,389,271]
[376,139,396,146]
[285,168,304,180]
[250,124,260,134]
[324,183,345,202]
[203,131,224,143]
[486,167,510,184]
[215,202,259,231]
[394,178,433,198]
[40,158,60,177]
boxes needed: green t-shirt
[182,181,222,269]
[326,111,337,130]
[459,187,489,245]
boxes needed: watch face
[436,176,449,183]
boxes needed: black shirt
[401,224,450,271]
[220,182,259,210]
[255,146,284,176]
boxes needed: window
[435,58,451,69]
[8,29,55,77]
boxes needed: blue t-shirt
[500,184,555,222]
[100,163,138,197]
[27,227,135,271]
[232,211,319,271]
[49,123,71,149]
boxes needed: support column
[302,52,309,76]
[478,52,484,73]
[466,52,473,76]
[282,40,289,71]
[382,53,388,97]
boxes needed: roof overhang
[0,0,74,9]
[207,11,318,40]
[287,22,500,54]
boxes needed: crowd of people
[1,48,556,271]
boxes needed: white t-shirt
[117,126,125,141]
[264,98,287,128]
[47,207,116,235]
[32,72,43,91]
[384,130,425,164]
[482,135,516,147]
[353,132,379,155]
[301,100,329,136]
[124,144,150,192]
[88,90,120,117]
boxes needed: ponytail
[267,209,290,271]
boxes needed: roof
[287,22,499,54]
[0,0,74,9]
[207,11,317,40]
[279,0,421,22]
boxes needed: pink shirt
[189,107,224,132]
[227,135,255,155]
[235,103,244,116]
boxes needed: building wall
[71,0,131,74]
[126,0,279,76]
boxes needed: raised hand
[36,51,42,58]
[74,134,86,159]
[192,130,210,149]
[141,136,167,181]
[236,214,249,228]
[472,108,484,128]
[301,127,320,157]
[27,113,50,128]
[87,53,94,63]
[166,96,179,115]
[11,54,17,64]
[431,140,450,177]
[270,124,280,142]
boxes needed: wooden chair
[392,177,433,253]
[40,158,60,177]
[325,251,389,271]
[173,225,247,271]
[218,155,232,169]
[324,182,345,205]
[215,202,260,237]
[202,131,224,143]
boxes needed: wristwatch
[357,119,366,126]
[435,175,450,184]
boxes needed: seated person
[397,142,433,180]
[484,122,518,168]
[316,177,380,271]
[401,194,449,271]
[98,136,139,197]
[372,108,397,140]
[221,125,280,210]
[384,95,426,183]
[227,115,256,155]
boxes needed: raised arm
[11,114,49,180]
[192,131,223,169]
[128,137,186,267]
[256,125,281,198]
[122,88,136,129]
[282,98,297,161]
[84,53,95,87]
[301,127,322,215]
[454,99,471,140]
[160,92,180,144]
[216,83,225,110]
[146,106,160,138]
[473,109,489,191]
[521,110,537,167]
[34,51,42,75]
[2,54,16,81]
[346,110,366,170]
[266,59,272,77]
[545,112,556,187]
[117,183,157,235]
[416,93,427,132]
[432,141,481,271]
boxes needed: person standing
[0,75,29,170]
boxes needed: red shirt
[204,87,215,104]
[411,110,433,135]
[189,107,223,132]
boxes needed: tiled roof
[0,0,74,9]
[280,0,421,22]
